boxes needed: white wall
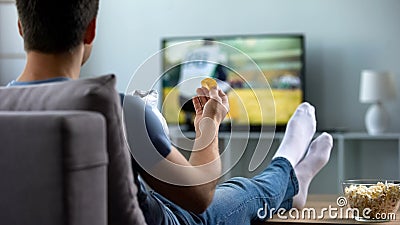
[0,2,26,85]
[1,0,399,194]
[2,0,400,131]
[81,0,400,132]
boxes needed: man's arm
[140,87,228,213]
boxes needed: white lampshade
[359,70,397,103]
[359,70,397,134]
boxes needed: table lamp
[359,70,397,135]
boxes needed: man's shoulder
[6,77,71,87]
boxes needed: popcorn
[344,181,400,219]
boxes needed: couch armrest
[0,111,108,225]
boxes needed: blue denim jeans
[137,157,299,225]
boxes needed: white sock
[292,132,333,209]
[273,102,316,167]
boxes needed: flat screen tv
[160,34,305,132]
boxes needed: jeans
[137,157,299,225]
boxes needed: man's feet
[272,102,317,167]
[292,132,333,209]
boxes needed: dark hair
[16,0,99,53]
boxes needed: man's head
[16,0,99,55]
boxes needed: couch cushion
[0,75,146,225]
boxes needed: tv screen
[160,34,305,131]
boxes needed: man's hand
[192,86,229,132]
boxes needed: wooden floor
[256,195,400,225]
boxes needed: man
[9,0,333,224]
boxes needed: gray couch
[0,111,108,225]
[0,75,147,225]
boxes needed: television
[160,34,305,132]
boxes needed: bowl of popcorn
[342,179,400,222]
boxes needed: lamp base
[365,102,389,135]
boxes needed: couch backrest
[0,111,108,225]
[0,75,146,225]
